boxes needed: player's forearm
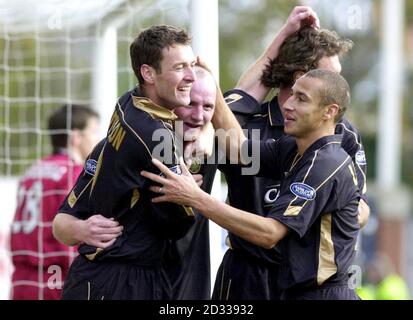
[212,86,247,164]
[53,213,83,246]
[191,191,286,249]
[236,28,289,103]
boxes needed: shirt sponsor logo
[355,150,366,165]
[160,164,182,178]
[264,185,280,205]
[290,182,316,201]
[85,159,97,176]
[169,165,182,175]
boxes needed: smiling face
[282,75,326,138]
[151,44,197,109]
[174,69,216,137]
[280,54,342,118]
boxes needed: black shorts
[283,283,360,300]
[62,255,171,300]
[212,249,282,300]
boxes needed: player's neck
[295,125,335,155]
[140,85,157,104]
[140,84,173,110]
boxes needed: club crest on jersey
[290,182,316,200]
[84,159,97,176]
[189,159,202,174]
[355,150,366,165]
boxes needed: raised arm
[212,86,248,164]
[236,6,319,103]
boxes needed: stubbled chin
[283,126,293,135]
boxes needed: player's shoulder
[81,139,106,177]
[109,90,176,153]
[224,89,283,131]
[119,91,176,133]
[335,117,360,137]
[294,137,352,188]
[89,139,106,159]
[308,135,350,167]
[270,134,295,153]
[224,89,261,115]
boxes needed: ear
[323,104,340,121]
[140,64,156,84]
[293,71,305,82]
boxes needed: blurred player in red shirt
[10,104,99,299]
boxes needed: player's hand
[196,56,212,73]
[184,122,215,162]
[141,157,203,206]
[79,215,123,249]
[192,174,203,187]
[281,6,320,37]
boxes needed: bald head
[194,66,216,90]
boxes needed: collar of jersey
[132,96,178,121]
[303,134,343,156]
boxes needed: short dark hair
[261,27,353,88]
[304,69,350,122]
[130,25,192,85]
[48,104,99,153]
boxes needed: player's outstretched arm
[53,213,123,248]
[141,158,289,249]
[236,6,319,103]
